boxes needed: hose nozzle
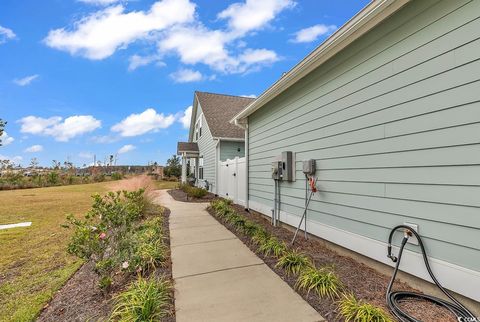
[387,244,398,262]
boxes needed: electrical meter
[271,161,282,180]
[302,159,316,175]
[281,151,293,182]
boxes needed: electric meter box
[281,151,293,182]
[302,159,316,175]
[271,161,282,180]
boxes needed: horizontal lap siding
[248,0,480,272]
[194,103,216,190]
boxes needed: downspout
[214,139,220,195]
[244,123,249,210]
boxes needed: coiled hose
[386,225,475,321]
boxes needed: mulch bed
[167,189,219,203]
[37,208,175,322]
[207,203,455,322]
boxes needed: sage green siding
[248,0,480,272]
[220,141,245,161]
[192,102,216,191]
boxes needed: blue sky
[0,0,368,167]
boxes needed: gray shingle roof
[177,142,199,154]
[195,91,254,139]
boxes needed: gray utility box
[281,151,293,182]
[302,159,316,175]
[271,161,283,180]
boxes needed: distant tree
[0,119,5,146]
[30,158,39,169]
[164,155,181,178]
[52,160,61,170]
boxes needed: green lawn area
[0,182,111,322]
[153,180,178,190]
[0,179,177,321]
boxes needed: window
[198,157,204,179]
[195,115,202,140]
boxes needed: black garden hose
[386,225,475,322]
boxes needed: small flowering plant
[62,189,155,289]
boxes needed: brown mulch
[207,203,455,322]
[37,208,175,322]
[167,189,219,203]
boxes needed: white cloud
[128,54,163,71]
[178,105,192,129]
[218,0,295,35]
[170,68,203,83]
[292,24,337,43]
[241,94,256,98]
[0,131,14,146]
[118,144,136,154]
[239,49,279,66]
[24,145,43,153]
[44,0,195,60]
[18,115,101,141]
[159,26,281,74]
[111,108,175,137]
[13,74,39,86]
[0,25,16,44]
[78,0,120,5]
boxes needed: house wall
[192,102,216,191]
[247,0,480,301]
[220,141,245,161]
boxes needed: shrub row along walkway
[154,190,324,322]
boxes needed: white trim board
[249,200,480,302]
[0,222,32,230]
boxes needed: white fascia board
[212,137,245,142]
[231,0,410,125]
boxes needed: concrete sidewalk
[155,190,324,322]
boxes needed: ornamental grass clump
[296,266,343,299]
[252,227,271,246]
[258,236,287,257]
[276,249,313,276]
[110,276,172,321]
[338,293,393,322]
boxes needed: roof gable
[190,91,254,140]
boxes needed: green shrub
[47,171,59,185]
[110,276,172,321]
[188,186,207,198]
[338,293,392,322]
[296,266,342,299]
[63,189,160,289]
[111,172,123,180]
[258,237,287,257]
[276,249,313,275]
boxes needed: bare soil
[208,204,455,322]
[37,208,175,322]
[167,188,219,203]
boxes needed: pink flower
[122,261,129,269]
[99,232,106,240]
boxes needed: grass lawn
[0,182,110,322]
[153,180,178,190]
[0,179,177,321]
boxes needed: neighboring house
[178,91,254,193]
[232,0,480,305]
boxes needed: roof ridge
[195,91,255,100]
